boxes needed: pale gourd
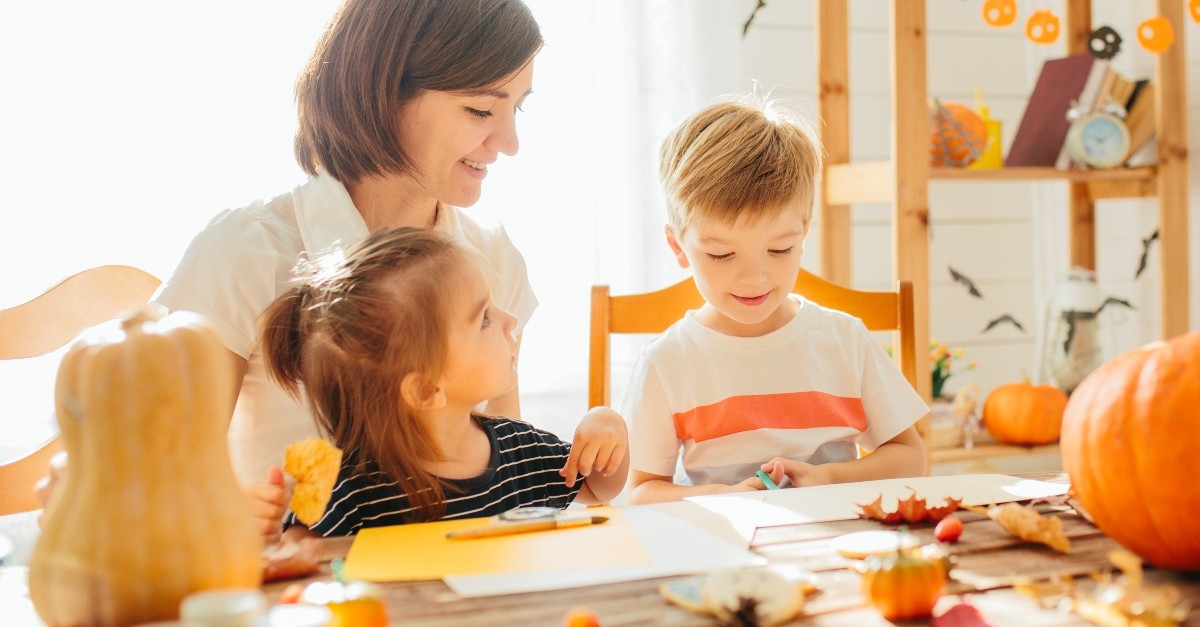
[29,308,263,626]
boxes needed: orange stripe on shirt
[672,392,867,443]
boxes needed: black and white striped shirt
[288,416,582,536]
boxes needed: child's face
[667,204,809,337]
[438,261,520,409]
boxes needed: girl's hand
[761,457,832,488]
[245,465,287,545]
[561,407,628,488]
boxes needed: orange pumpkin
[1190,0,1200,24]
[1060,333,1200,571]
[1137,16,1175,53]
[982,380,1067,445]
[1025,10,1061,44]
[929,102,986,167]
[982,0,1016,28]
[859,533,946,621]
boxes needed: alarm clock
[1064,104,1131,169]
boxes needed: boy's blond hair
[659,95,822,233]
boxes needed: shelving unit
[814,0,1190,463]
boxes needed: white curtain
[0,0,751,445]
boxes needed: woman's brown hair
[294,0,543,184]
[261,227,472,520]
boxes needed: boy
[624,96,928,504]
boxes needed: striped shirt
[623,295,928,486]
[286,416,581,536]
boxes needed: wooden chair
[0,265,160,515]
[588,267,917,411]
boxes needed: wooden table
[261,473,1200,626]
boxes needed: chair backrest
[0,265,161,515]
[588,268,916,410]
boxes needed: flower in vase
[931,340,976,399]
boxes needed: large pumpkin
[1060,332,1200,570]
[982,380,1066,445]
[29,309,263,625]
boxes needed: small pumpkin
[859,529,946,621]
[1026,10,1061,44]
[1060,332,1200,571]
[982,379,1067,446]
[929,101,986,167]
[982,0,1016,28]
[29,309,262,626]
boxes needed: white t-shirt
[622,296,927,487]
[153,172,538,485]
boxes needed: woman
[151,0,545,487]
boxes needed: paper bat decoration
[949,266,983,298]
[1061,297,1135,355]
[982,314,1026,334]
[1135,229,1159,279]
[742,0,766,37]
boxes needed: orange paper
[342,507,650,582]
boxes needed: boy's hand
[245,464,287,545]
[561,407,628,488]
[761,457,832,488]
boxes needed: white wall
[740,0,1200,402]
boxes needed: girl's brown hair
[262,227,471,520]
[294,0,543,184]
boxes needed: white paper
[444,501,764,597]
[686,474,1069,543]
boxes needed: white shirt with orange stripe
[623,295,928,487]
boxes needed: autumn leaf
[857,489,963,524]
[965,503,1070,553]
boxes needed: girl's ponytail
[260,287,308,397]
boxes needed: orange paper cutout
[982,0,1017,28]
[1026,10,1060,44]
[1137,16,1174,53]
[1190,0,1200,24]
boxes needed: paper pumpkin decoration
[1087,26,1122,60]
[982,0,1016,28]
[1190,0,1199,24]
[929,101,986,167]
[1137,16,1174,53]
[1025,10,1060,44]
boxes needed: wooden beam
[1064,0,1095,272]
[816,0,852,286]
[825,162,893,205]
[890,0,930,406]
[1155,0,1190,338]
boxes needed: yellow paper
[342,507,650,581]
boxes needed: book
[1006,54,1101,168]
[1124,80,1156,161]
[1053,58,1110,169]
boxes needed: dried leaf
[966,503,1070,553]
[857,488,963,523]
[1070,549,1191,626]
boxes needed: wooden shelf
[815,0,1191,422]
[930,442,1060,465]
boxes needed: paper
[686,474,1069,542]
[445,502,764,597]
[342,507,649,582]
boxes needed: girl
[258,227,628,537]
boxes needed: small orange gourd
[929,101,986,167]
[859,530,946,621]
[1060,332,1200,571]
[29,309,262,626]
[982,379,1067,446]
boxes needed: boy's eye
[707,253,734,261]
[467,107,492,119]
[481,308,492,329]
[769,247,794,255]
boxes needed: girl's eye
[467,107,492,119]
[706,253,734,262]
[481,308,492,329]
[769,247,794,255]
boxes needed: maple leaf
[856,488,963,523]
